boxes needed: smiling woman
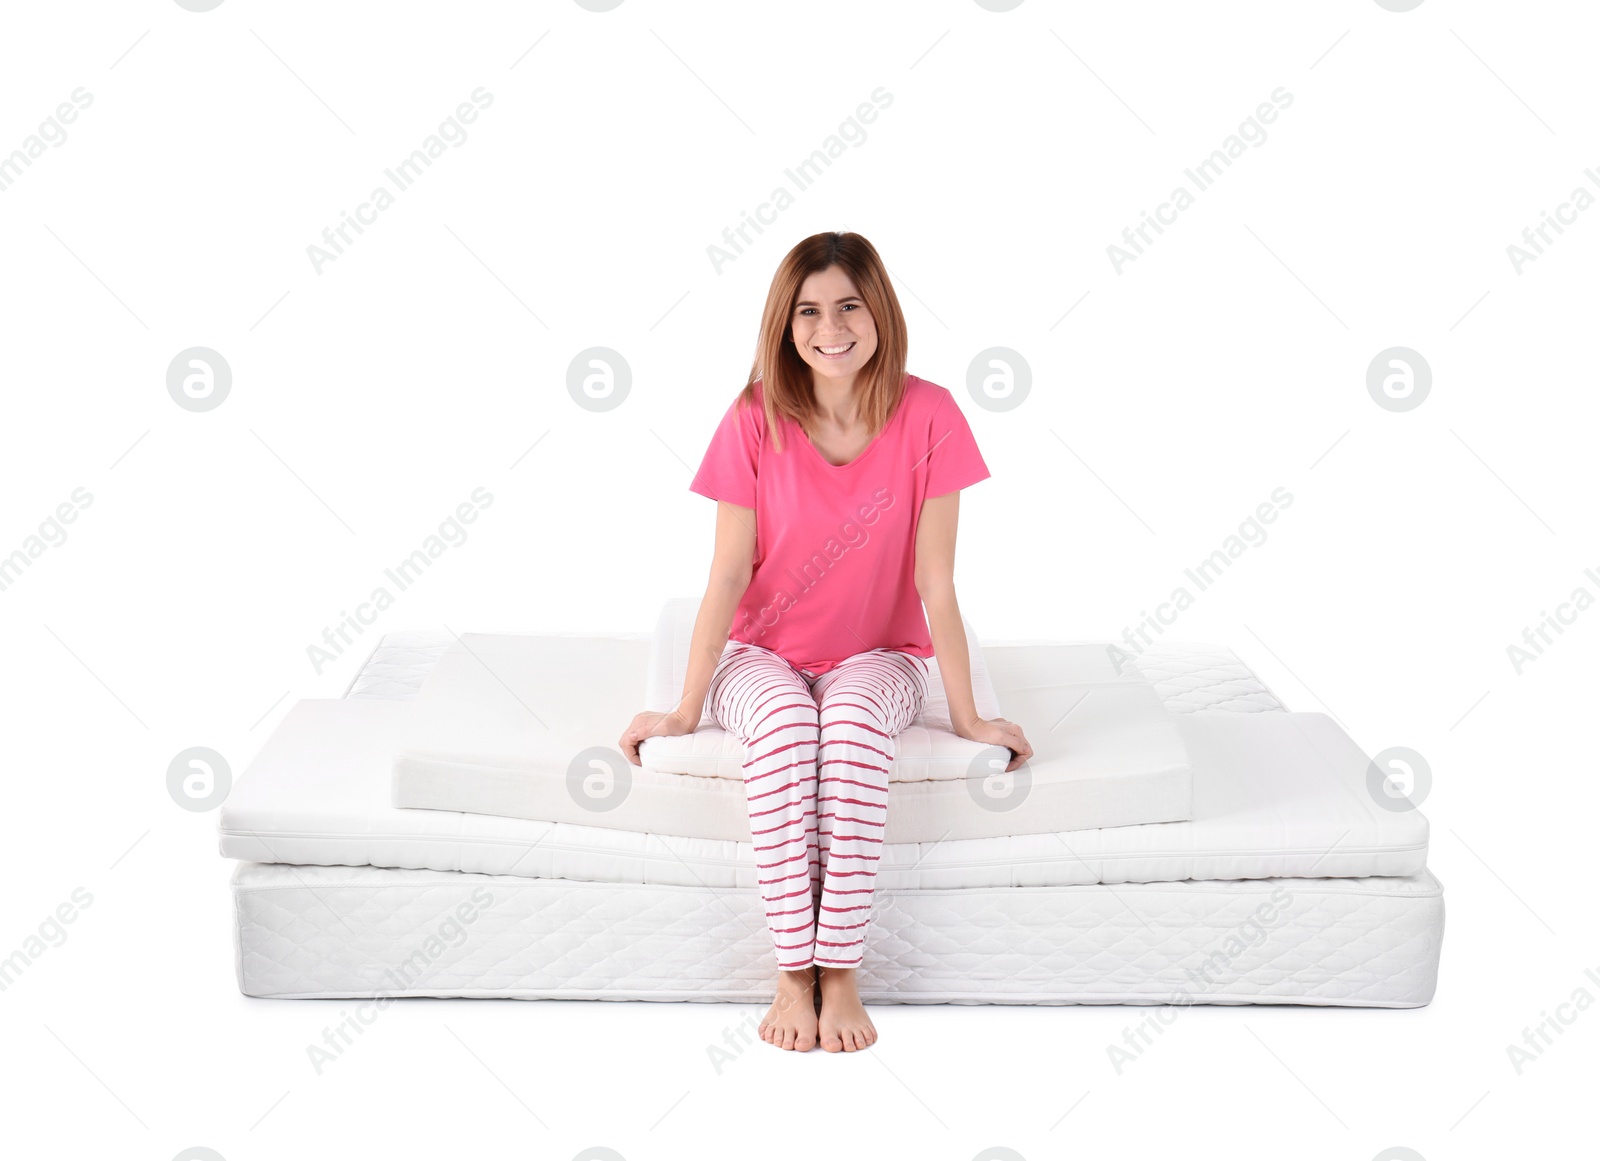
[619,230,1032,1055]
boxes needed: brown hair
[736,231,909,453]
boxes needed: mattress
[230,632,1444,1008]
[218,640,1428,889]
[390,631,1196,841]
[343,630,1289,715]
[232,860,1443,1006]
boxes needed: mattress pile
[218,602,1444,1006]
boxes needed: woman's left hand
[958,716,1034,772]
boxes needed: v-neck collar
[794,379,912,471]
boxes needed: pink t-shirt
[689,374,991,675]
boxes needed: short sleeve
[688,393,762,508]
[924,389,990,498]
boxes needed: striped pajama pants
[706,641,930,970]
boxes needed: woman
[619,231,1033,1053]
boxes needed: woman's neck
[811,373,861,428]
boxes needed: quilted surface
[232,861,1443,1006]
[344,632,455,700]
[1122,642,1287,714]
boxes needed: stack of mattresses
[219,600,1443,1006]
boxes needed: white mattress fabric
[228,632,1444,1010]
[389,627,1195,841]
[220,697,1428,889]
[232,860,1444,1007]
[1120,642,1287,714]
[343,629,1289,717]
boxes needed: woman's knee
[817,686,893,735]
[817,664,923,736]
[715,656,816,736]
[743,688,820,758]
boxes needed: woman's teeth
[816,343,855,357]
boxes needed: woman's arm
[915,492,979,733]
[914,491,1033,771]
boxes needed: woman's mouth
[814,342,856,360]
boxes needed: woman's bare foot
[817,966,877,1052]
[759,968,818,1051]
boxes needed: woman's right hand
[619,707,699,766]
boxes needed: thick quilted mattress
[232,860,1443,1006]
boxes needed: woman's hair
[738,231,909,453]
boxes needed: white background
[2,0,1595,1158]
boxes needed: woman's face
[789,265,878,387]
